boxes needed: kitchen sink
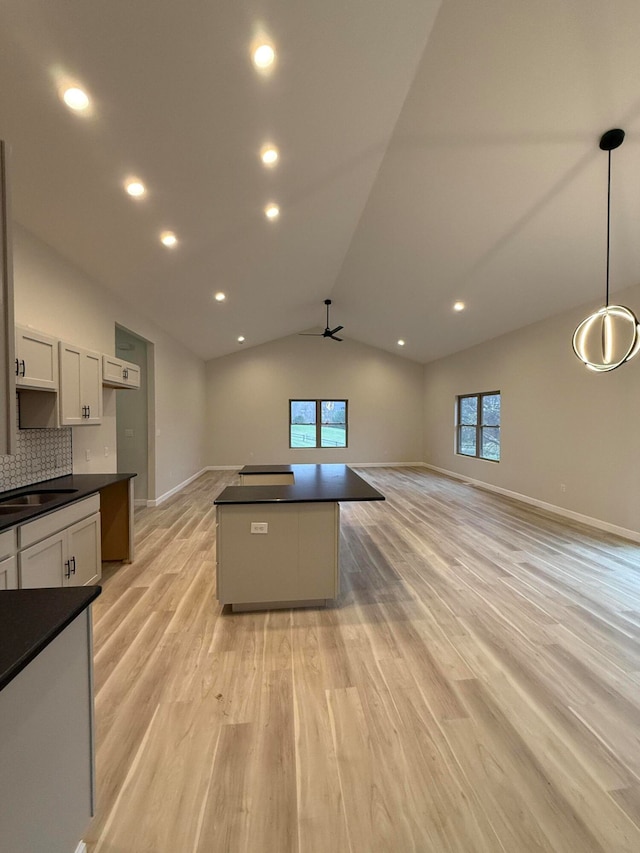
[0,489,78,509]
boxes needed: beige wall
[13,224,207,501]
[423,282,640,537]
[206,334,424,466]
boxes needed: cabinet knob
[20,360,26,377]
[64,559,71,579]
[71,556,77,575]
[15,358,18,376]
[123,368,128,380]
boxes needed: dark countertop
[240,465,294,474]
[215,464,385,505]
[0,472,136,532]
[0,586,101,692]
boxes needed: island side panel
[216,502,338,607]
[0,610,94,853]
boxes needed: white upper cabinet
[15,326,59,390]
[102,354,141,389]
[59,341,103,425]
[0,140,16,455]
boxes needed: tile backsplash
[0,396,72,492]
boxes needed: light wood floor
[86,467,640,852]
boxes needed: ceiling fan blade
[298,332,324,336]
[330,334,343,341]
[328,325,344,335]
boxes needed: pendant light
[572,128,640,372]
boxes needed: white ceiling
[3,0,640,363]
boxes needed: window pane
[459,426,476,456]
[321,424,347,447]
[460,397,478,425]
[291,400,316,425]
[482,394,500,427]
[481,427,500,461]
[290,425,317,447]
[321,400,346,425]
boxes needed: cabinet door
[19,531,66,588]
[15,326,58,390]
[102,354,126,387]
[59,342,102,425]
[0,555,18,589]
[66,512,101,586]
[122,360,141,388]
[81,350,102,423]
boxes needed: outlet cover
[250,522,269,534]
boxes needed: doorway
[115,326,153,505]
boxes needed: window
[289,400,348,448]
[456,391,500,461]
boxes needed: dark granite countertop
[215,464,385,505]
[240,464,294,474]
[0,472,136,532]
[0,586,101,692]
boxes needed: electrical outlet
[125,428,134,438]
[250,522,269,534]
[85,449,91,462]
[104,446,109,457]
[560,483,566,492]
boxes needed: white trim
[133,498,147,507]
[204,462,424,470]
[74,843,87,853]
[149,468,208,507]
[424,464,640,544]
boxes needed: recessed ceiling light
[261,145,279,166]
[397,340,406,347]
[160,231,177,247]
[264,203,280,220]
[453,301,465,312]
[62,86,90,112]
[252,43,276,70]
[125,179,146,198]
[214,292,226,302]
[237,336,245,343]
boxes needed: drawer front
[19,494,100,550]
[0,527,17,561]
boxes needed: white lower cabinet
[18,496,101,588]
[0,528,17,589]
[0,556,17,589]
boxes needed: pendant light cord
[606,148,611,308]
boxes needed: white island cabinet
[0,587,100,853]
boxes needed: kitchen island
[0,585,101,853]
[214,464,384,611]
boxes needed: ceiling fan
[299,299,344,341]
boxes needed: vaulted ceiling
[2,1,640,363]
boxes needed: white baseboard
[424,463,640,544]
[149,468,208,507]
[75,842,87,853]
